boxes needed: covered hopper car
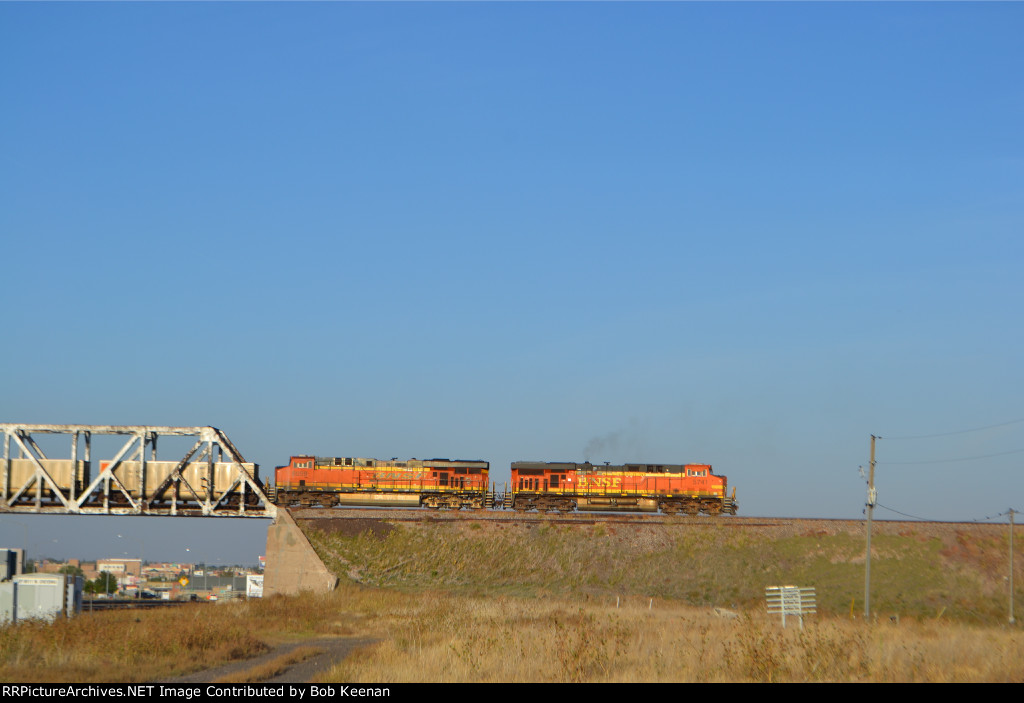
[97,460,263,508]
[509,461,737,515]
[271,456,491,510]
[3,459,262,510]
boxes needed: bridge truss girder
[0,424,276,518]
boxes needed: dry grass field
[3,584,1022,683]
[322,590,1024,683]
[0,591,365,683]
[2,515,1022,683]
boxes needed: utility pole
[865,434,878,621]
[1010,509,1016,626]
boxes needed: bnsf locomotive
[510,461,736,515]
[272,455,737,516]
[271,456,492,510]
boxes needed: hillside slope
[298,513,1020,624]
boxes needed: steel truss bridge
[0,424,275,518]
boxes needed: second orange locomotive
[510,461,737,515]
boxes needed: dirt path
[166,637,377,684]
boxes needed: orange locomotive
[510,461,737,515]
[272,455,491,510]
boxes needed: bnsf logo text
[577,477,621,489]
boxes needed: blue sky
[2,2,1022,563]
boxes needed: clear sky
[2,2,1022,564]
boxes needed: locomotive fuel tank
[575,497,660,512]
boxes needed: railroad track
[291,507,789,527]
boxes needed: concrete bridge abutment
[264,508,337,596]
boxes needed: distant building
[142,562,190,581]
[96,559,142,578]
[0,548,25,580]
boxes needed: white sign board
[246,574,264,598]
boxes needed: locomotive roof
[308,456,489,466]
[511,461,713,473]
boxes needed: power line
[873,503,1022,524]
[884,417,1024,440]
[972,509,1023,523]
[873,502,930,521]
